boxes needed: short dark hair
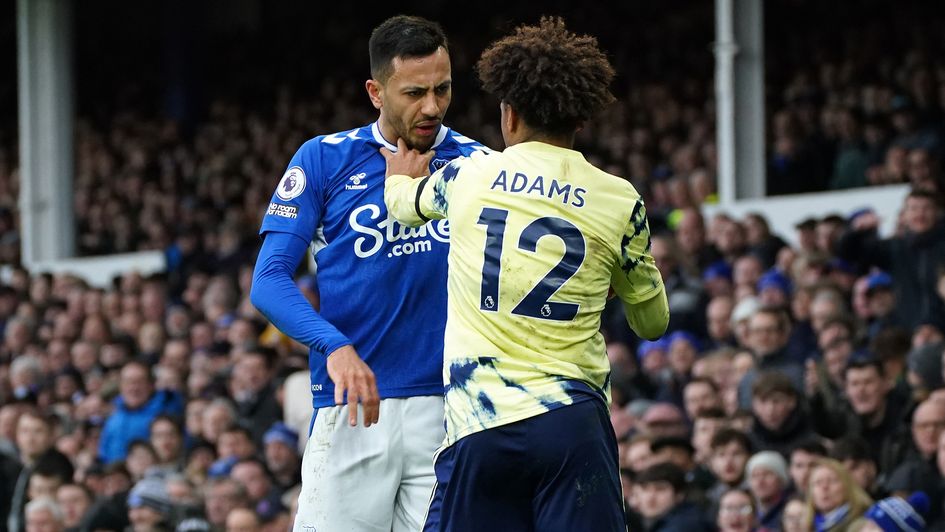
[844,356,885,379]
[369,15,448,82]
[245,347,279,371]
[233,457,271,478]
[150,414,183,434]
[635,462,686,493]
[870,327,911,362]
[790,440,827,458]
[32,450,75,484]
[221,424,254,441]
[751,372,799,400]
[710,428,753,453]
[752,306,791,333]
[128,439,156,457]
[477,17,615,136]
[58,482,93,502]
[650,436,695,456]
[694,407,727,421]
[830,437,874,464]
[907,188,939,204]
[686,377,720,395]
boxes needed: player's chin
[407,135,435,153]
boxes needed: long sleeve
[385,159,464,227]
[250,231,351,356]
[611,199,668,340]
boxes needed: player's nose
[420,92,441,117]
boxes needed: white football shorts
[293,395,445,532]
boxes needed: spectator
[23,498,63,532]
[863,272,899,339]
[691,407,727,465]
[650,234,708,336]
[230,459,282,517]
[906,342,945,397]
[738,308,805,409]
[744,213,788,270]
[26,452,75,505]
[200,399,237,446]
[640,403,688,439]
[788,440,828,499]
[126,478,173,532]
[634,462,713,531]
[54,484,91,532]
[805,458,872,531]
[224,508,260,532]
[9,412,57,532]
[262,423,300,493]
[228,348,281,445]
[203,478,249,531]
[781,495,810,532]
[746,451,791,530]
[675,208,722,274]
[624,434,655,475]
[149,415,184,472]
[861,492,930,532]
[716,488,758,532]
[98,362,183,464]
[706,429,752,509]
[749,373,814,457]
[683,377,722,422]
[837,190,945,331]
[125,441,157,482]
[812,358,909,470]
[882,400,945,522]
[0,451,21,532]
[830,438,879,497]
[705,296,736,349]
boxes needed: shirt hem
[311,384,444,409]
[445,393,598,446]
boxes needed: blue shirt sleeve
[251,231,352,356]
[259,139,324,243]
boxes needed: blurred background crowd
[2,0,945,531]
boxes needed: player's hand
[326,345,380,427]
[380,138,435,179]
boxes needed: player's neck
[512,129,574,150]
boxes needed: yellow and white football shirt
[386,141,664,445]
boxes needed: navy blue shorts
[423,398,626,532]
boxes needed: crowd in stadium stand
[3,2,945,531]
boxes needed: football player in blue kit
[250,15,486,532]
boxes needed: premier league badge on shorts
[277,166,306,200]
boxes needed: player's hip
[309,383,444,409]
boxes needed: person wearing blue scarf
[806,458,872,531]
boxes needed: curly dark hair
[476,17,615,136]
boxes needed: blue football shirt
[259,122,487,408]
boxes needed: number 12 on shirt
[477,206,586,321]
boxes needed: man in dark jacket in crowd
[749,373,815,457]
[228,348,282,445]
[837,189,945,330]
[738,307,805,408]
[810,357,911,471]
[634,462,714,531]
[882,399,945,524]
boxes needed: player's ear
[502,102,519,135]
[366,79,383,110]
